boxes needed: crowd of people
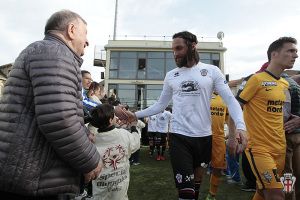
[0,9,299,200]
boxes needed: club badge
[200,69,208,76]
[176,174,182,183]
[280,173,296,193]
[263,171,272,183]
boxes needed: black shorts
[147,131,156,140]
[156,132,167,144]
[169,133,212,188]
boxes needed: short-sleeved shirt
[156,111,172,133]
[147,114,157,132]
[236,70,289,153]
[210,93,229,138]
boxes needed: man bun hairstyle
[173,31,200,64]
[44,9,87,35]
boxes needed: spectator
[81,70,100,111]
[90,104,140,200]
[0,10,102,199]
[281,73,300,200]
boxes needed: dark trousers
[242,151,256,187]
[131,149,140,163]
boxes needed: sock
[161,145,166,156]
[150,145,154,155]
[194,181,201,200]
[209,174,221,196]
[253,192,264,200]
[156,145,160,156]
[178,188,195,199]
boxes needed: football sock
[161,145,166,156]
[194,181,201,200]
[178,188,195,199]
[209,173,221,196]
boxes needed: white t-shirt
[135,62,245,137]
[147,114,157,132]
[156,111,172,133]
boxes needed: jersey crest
[200,69,208,76]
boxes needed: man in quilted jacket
[0,10,102,200]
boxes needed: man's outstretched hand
[226,129,247,157]
[114,105,129,121]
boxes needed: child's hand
[88,133,95,143]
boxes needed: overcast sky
[1,0,300,82]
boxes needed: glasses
[83,77,93,82]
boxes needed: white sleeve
[218,87,246,131]
[135,77,172,118]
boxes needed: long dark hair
[173,31,200,64]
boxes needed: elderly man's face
[72,18,89,56]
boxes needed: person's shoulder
[166,67,179,76]
[196,62,218,70]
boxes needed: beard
[175,55,188,68]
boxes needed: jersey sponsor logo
[266,88,272,91]
[263,171,272,183]
[180,80,200,92]
[210,106,225,116]
[174,72,180,77]
[262,81,277,86]
[200,69,208,76]
[267,100,284,113]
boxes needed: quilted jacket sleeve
[27,41,100,173]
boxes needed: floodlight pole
[113,0,118,40]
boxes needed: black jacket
[0,34,100,196]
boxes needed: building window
[109,51,220,80]
[117,84,136,108]
[109,51,176,80]
[146,85,163,106]
[199,53,220,68]
[108,84,117,98]
[166,52,177,73]
[138,58,146,79]
[108,84,166,109]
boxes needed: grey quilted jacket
[0,34,100,196]
[282,73,300,134]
